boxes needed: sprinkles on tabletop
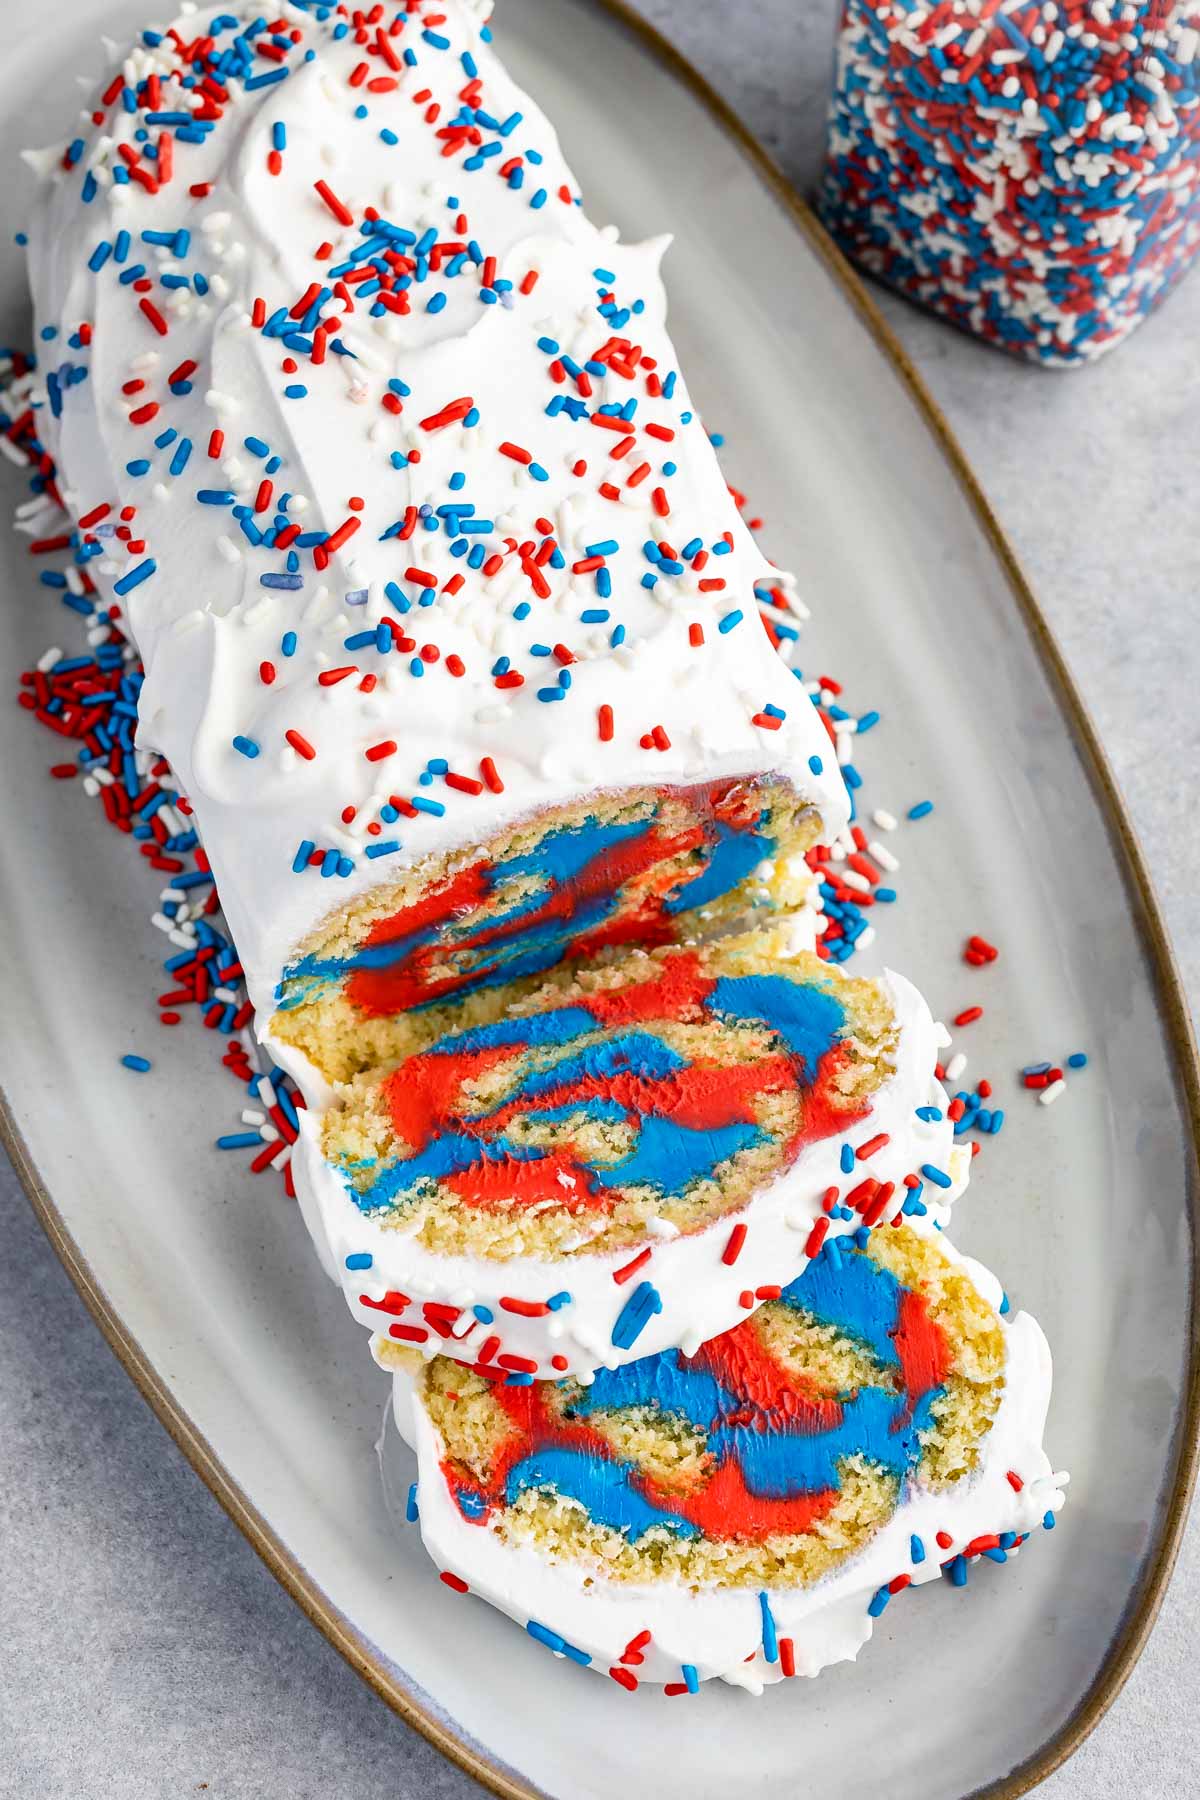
[820,0,1200,364]
[378,1223,1066,1689]
[300,927,970,1378]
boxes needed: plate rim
[3,3,1198,1796]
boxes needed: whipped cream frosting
[301,964,971,1379]
[23,0,850,1056]
[387,1240,1065,1689]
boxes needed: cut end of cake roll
[271,775,824,1083]
[320,926,897,1263]
[302,927,970,1377]
[382,1225,1065,1687]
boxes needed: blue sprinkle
[908,801,934,820]
[121,1054,151,1073]
[244,66,289,91]
[406,1482,419,1523]
[717,610,743,634]
[1068,1052,1088,1069]
[232,735,260,759]
[113,558,156,596]
[611,1281,662,1350]
[345,1252,373,1271]
[920,1164,953,1189]
[759,1591,779,1662]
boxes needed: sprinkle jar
[819,1,1200,364]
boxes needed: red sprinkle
[856,1133,890,1160]
[721,1223,748,1266]
[139,297,169,336]
[314,178,354,226]
[498,1296,551,1317]
[420,395,474,432]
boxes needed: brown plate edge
[3,4,1198,1799]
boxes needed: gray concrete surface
[3,1,1198,1794]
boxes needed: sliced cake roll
[297,930,969,1377]
[24,0,849,1103]
[381,1225,1064,1689]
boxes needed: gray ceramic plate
[1,2,1197,1797]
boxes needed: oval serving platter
[1,2,1197,1797]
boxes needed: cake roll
[298,930,969,1377]
[381,1223,1065,1689]
[24,0,849,1105]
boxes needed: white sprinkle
[872,808,898,831]
[1039,1079,1067,1106]
[946,1052,967,1082]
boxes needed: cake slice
[298,929,969,1376]
[380,1224,1065,1689]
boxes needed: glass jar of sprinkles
[819,0,1200,364]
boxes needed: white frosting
[390,1244,1066,1688]
[23,0,850,1045]
[297,967,970,1379]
